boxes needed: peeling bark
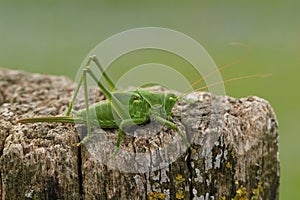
[0,68,279,200]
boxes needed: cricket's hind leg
[68,56,114,146]
[65,55,115,117]
[73,67,93,146]
[89,55,115,91]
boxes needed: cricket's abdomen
[76,100,118,128]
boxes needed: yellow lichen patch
[226,161,232,169]
[175,187,185,199]
[154,182,160,187]
[148,191,165,200]
[231,150,235,158]
[174,174,186,185]
[232,186,249,200]
[251,181,263,200]
[218,195,226,200]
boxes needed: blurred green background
[0,1,298,198]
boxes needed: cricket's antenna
[179,73,272,98]
[182,42,253,95]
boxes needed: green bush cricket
[17,55,191,154]
[17,54,270,154]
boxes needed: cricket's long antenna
[179,73,272,98]
[182,43,252,95]
[17,116,84,124]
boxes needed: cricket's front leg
[152,115,191,148]
[114,118,147,154]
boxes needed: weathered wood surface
[0,68,279,200]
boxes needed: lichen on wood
[0,68,279,200]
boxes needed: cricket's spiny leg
[66,76,83,116]
[152,115,191,148]
[114,118,147,154]
[70,55,133,149]
[73,67,93,146]
[90,55,115,91]
[66,55,115,116]
[85,67,132,121]
[67,55,116,146]
[65,56,93,116]
[85,66,112,101]
[83,68,92,140]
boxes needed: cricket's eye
[133,96,140,101]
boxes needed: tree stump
[0,68,279,200]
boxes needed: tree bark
[0,68,279,200]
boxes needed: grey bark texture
[0,68,279,200]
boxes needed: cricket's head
[137,89,178,118]
[128,91,151,120]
